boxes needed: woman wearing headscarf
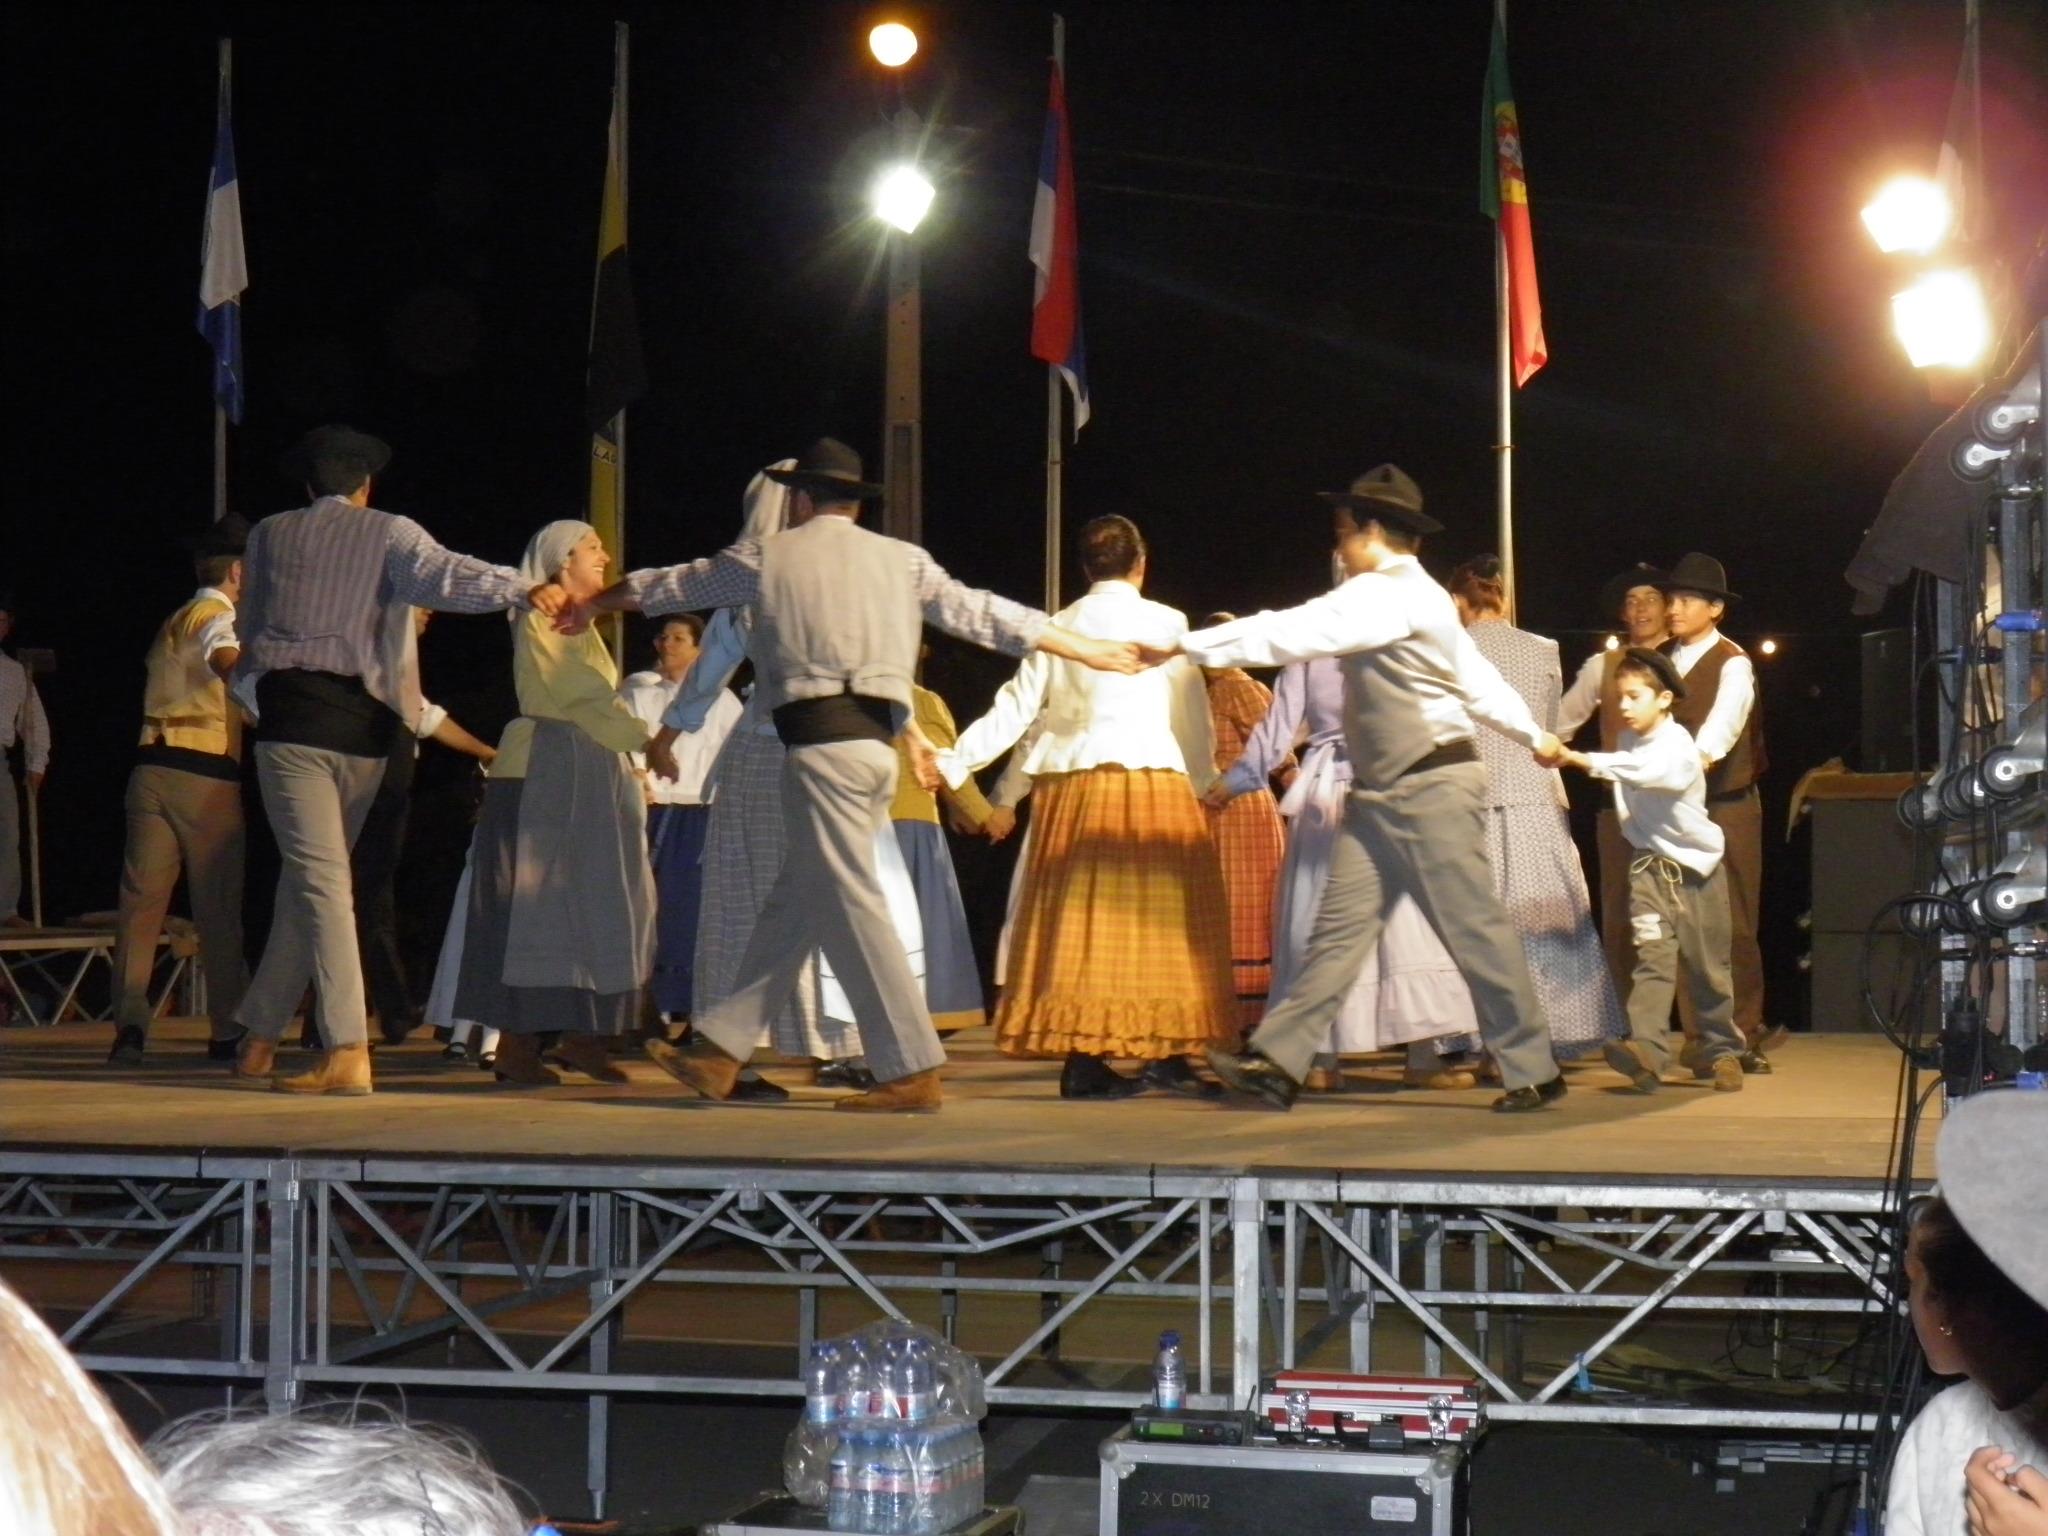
[453,520,654,1085]
[1448,555,1625,1061]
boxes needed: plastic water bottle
[876,1426,913,1535]
[787,1342,843,1506]
[1152,1329,1185,1412]
[827,1422,861,1530]
[900,1343,935,1424]
[854,1426,887,1533]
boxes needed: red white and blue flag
[197,70,247,424]
[1029,61,1089,432]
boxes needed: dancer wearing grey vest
[596,439,1145,1112]
[1169,464,1571,1113]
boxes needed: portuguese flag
[1481,14,1547,386]
[587,61,646,572]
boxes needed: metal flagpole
[608,21,629,659]
[1044,14,1066,615]
[1492,0,1516,623]
[213,38,231,524]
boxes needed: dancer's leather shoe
[730,1073,792,1103]
[206,1030,247,1063]
[1401,1067,1479,1091]
[1204,1048,1300,1111]
[1059,1053,1144,1100]
[1491,1073,1567,1113]
[1738,1049,1773,1075]
[1140,1057,1223,1098]
[1711,1057,1746,1093]
[106,1026,146,1065]
[816,1060,879,1092]
[834,1068,942,1113]
[1602,1039,1663,1093]
[492,1033,561,1088]
[643,1036,742,1101]
[274,1043,373,1096]
[1681,1038,1772,1078]
[232,1036,276,1083]
[546,1034,629,1084]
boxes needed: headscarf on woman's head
[512,519,598,624]
[739,459,796,543]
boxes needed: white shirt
[619,669,742,803]
[1667,626,1755,766]
[1556,651,1606,742]
[1579,718,1725,877]
[1886,1379,2048,1536]
[939,580,1216,794]
[1180,555,1545,753]
[0,653,50,775]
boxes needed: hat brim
[279,431,392,484]
[1598,567,1671,619]
[1316,491,1443,536]
[764,468,885,500]
[1656,580,1741,605]
[1938,1093,2048,1309]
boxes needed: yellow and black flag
[588,26,646,576]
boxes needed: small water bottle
[1152,1328,1185,1412]
[876,1426,913,1535]
[827,1422,861,1530]
[899,1346,935,1424]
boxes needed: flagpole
[1043,15,1067,615]
[213,38,231,524]
[1492,0,1516,623]
[608,21,629,658]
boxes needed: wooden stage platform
[1,1019,1932,1187]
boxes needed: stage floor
[0,1020,1932,1187]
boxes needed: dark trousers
[1678,786,1764,1044]
[352,737,416,1034]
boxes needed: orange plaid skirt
[1206,788,1284,1004]
[994,767,1237,1060]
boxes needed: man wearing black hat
[1657,553,1775,1068]
[228,425,572,1096]
[0,592,50,929]
[1555,563,1670,1005]
[1167,464,1571,1112]
[590,437,1144,1112]
[106,518,254,1063]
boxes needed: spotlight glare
[1861,176,1952,254]
[1759,638,1779,656]
[872,163,935,233]
[1603,634,1620,651]
[1891,270,1991,370]
[869,22,918,68]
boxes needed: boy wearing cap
[1556,647,1746,1092]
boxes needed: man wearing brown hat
[106,515,253,1063]
[229,425,572,1096]
[1555,563,1670,1006]
[1657,553,1776,1071]
[1166,464,1571,1112]
[591,437,1144,1112]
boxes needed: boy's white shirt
[1578,716,1725,877]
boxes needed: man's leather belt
[1397,738,1480,778]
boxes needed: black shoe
[1752,1025,1791,1054]
[1204,1048,1300,1111]
[206,1030,248,1063]
[1738,1049,1773,1076]
[1140,1057,1224,1098]
[379,1011,419,1046]
[816,1060,878,1091]
[1059,1053,1144,1101]
[731,1073,793,1103]
[1492,1073,1568,1113]
[106,1026,147,1065]
[297,1018,319,1050]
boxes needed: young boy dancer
[1556,647,1746,1093]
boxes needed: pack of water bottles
[783,1320,988,1535]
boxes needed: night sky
[5,2,2045,1008]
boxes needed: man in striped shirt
[229,425,570,1097]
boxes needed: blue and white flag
[197,71,247,424]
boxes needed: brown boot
[273,1043,373,1096]
[1711,1056,1745,1093]
[643,1036,742,1100]
[1402,1067,1479,1091]
[833,1068,943,1114]
[492,1033,561,1088]
[233,1035,276,1083]
[547,1033,629,1084]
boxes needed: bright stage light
[872,163,935,233]
[1861,176,1953,255]
[869,22,918,67]
[1759,638,1778,656]
[1603,634,1620,651]
[1891,270,1991,370]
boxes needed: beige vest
[138,592,239,757]
[753,515,920,722]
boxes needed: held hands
[901,724,943,794]
[528,583,570,618]
[983,805,1018,843]
[1530,732,1567,768]
[647,726,683,784]
[1202,780,1235,810]
[1966,1447,2048,1536]
[1135,642,1183,669]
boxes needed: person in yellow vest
[1556,563,1669,1008]
[892,666,996,1035]
[1657,553,1776,1074]
[106,517,253,1063]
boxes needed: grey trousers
[694,737,946,1083]
[237,743,385,1048]
[113,764,249,1038]
[1249,761,1558,1091]
[1623,853,1744,1070]
[1678,788,1765,1043]
[0,767,19,919]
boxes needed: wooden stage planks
[0,1021,1933,1187]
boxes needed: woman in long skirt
[891,680,991,1033]
[453,521,655,1086]
[1449,556,1626,1059]
[1197,616,1289,1031]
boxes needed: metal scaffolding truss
[0,1151,1903,1509]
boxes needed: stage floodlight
[1891,270,1990,370]
[1861,176,1952,254]
[873,162,935,233]
[1603,634,1620,651]
[1759,638,1778,656]
[869,22,918,68]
